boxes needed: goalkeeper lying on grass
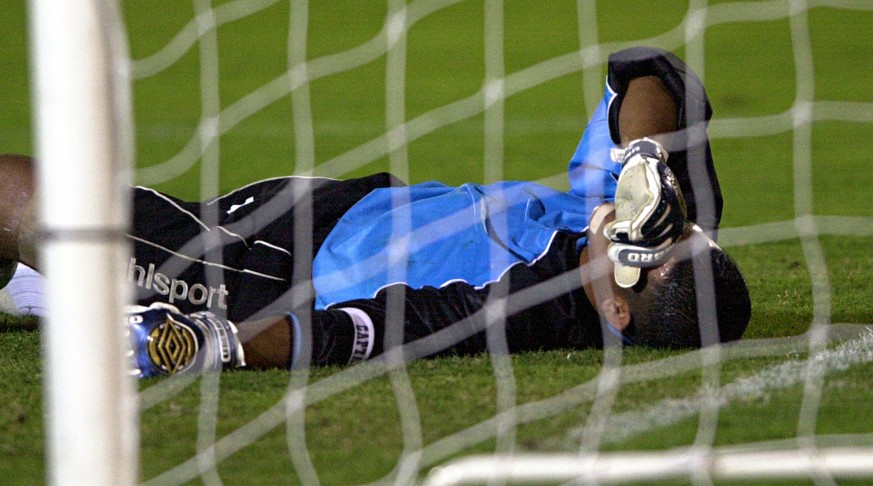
[0,46,750,377]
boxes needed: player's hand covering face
[604,138,688,288]
[581,202,686,342]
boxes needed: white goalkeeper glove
[127,302,246,378]
[604,138,687,288]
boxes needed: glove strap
[189,310,246,370]
[620,137,668,165]
[607,240,674,269]
[608,240,675,289]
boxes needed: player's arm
[601,77,689,288]
[617,76,677,144]
[125,269,591,377]
[127,303,342,375]
[127,302,379,375]
[605,47,723,234]
[577,75,689,341]
[127,303,325,375]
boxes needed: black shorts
[128,172,403,322]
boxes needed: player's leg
[0,154,37,268]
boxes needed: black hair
[622,246,751,348]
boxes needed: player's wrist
[587,203,615,238]
[620,137,668,166]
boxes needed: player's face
[579,204,616,307]
[580,203,679,335]
[580,204,634,331]
[626,224,721,333]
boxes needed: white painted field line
[425,330,873,485]
[568,329,873,446]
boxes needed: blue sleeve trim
[287,312,303,370]
[605,323,637,346]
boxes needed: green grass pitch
[1,0,872,484]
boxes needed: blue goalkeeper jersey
[125,46,719,327]
[312,85,621,309]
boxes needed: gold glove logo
[147,315,199,374]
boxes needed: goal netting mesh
[48,0,873,483]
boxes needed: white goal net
[29,0,873,484]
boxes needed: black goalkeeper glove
[604,138,687,287]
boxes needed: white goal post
[425,448,873,485]
[28,0,137,484]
